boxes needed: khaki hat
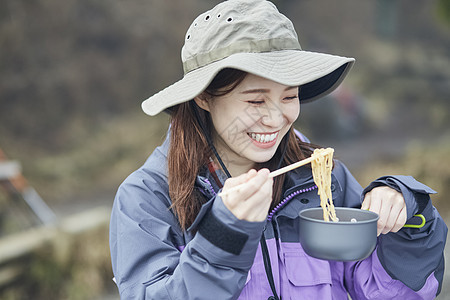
[142,0,355,116]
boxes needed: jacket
[109,132,447,299]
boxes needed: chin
[247,151,277,164]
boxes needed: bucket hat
[142,0,355,116]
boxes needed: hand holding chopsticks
[219,148,333,197]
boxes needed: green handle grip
[403,214,426,228]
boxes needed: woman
[109,0,447,299]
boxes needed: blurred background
[0,0,449,299]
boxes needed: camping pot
[299,207,379,261]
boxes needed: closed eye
[284,96,298,101]
[247,100,265,105]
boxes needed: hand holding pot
[361,186,407,236]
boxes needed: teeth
[249,132,277,143]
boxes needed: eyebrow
[241,86,298,94]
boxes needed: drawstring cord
[260,130,289,300]
[261,231,281,300]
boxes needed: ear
[194,93,210,112]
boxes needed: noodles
[311,148,337,222]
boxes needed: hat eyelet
[204,15,210,21]
[227,17,233,22]
[194,23,198,27]
[186,34,191,40]
[217,13,221,18]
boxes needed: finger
[366,190,382,216]
[363,191,385,236]
[381,195,405,234]
[390,206,407,233]
[223,169,257,189]
[235,175,273,221]
[365,189,385,236]
[242,169,271,200]
[222,169,270,203]
[246,169,258,180]
[245,174,273,207]
[378,197,395,236]
[221,169,258,210]
[221,169,258,203]
[375,187,405,235]
[361,192,371,211]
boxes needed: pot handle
[403,214,426,229]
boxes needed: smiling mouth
[248,132,279,143]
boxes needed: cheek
[213,104,256,131]
[209,103,233,129]
[210,108,250,141]
[285,102,300,123]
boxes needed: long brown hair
[168,68,316,230]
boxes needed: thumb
[361,192,371,211]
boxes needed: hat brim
[142,49,355,116]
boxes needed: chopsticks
[219,148,332,197]
[268,156,315,178]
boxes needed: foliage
[23,111,169,203]
[0,224,114,300]
[437,0,450,24]
[355,138,450,217]
[1,0,448,153]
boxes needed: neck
[211,148,255,177]
[225,161,255,177]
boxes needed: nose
[260,103,284,127]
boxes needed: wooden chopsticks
[219,148,332,197]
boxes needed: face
[195,73,300,176]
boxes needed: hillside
[1,0,449,206]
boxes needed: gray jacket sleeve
[362,175,447,294]
[109,168,264,299]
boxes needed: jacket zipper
[267,185,317,222]
[201,177,217,197]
